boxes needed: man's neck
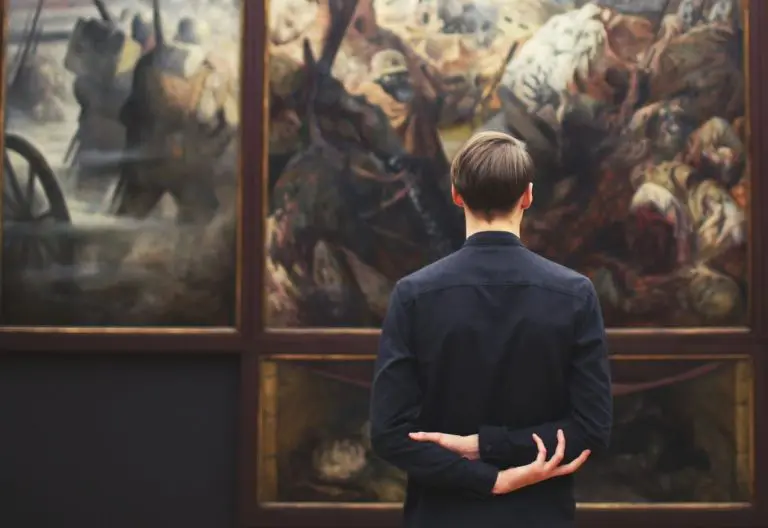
[465,213,522,239]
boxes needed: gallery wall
[0,354,239,528]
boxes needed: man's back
[371,231,612,527]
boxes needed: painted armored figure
[112,0,238,223]
[131,11,156,52]
[66,11,144,121]
[370,50,412,105]
[63,0,146,187]
[174,17,210,46]
[360,49,453,177]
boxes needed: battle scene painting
[266,0,749,329]
[1,0,240,326]
[257,359,752,504]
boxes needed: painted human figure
[361,49,451,174]
[707,0,736,27]
[677,0,707,33]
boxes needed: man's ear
[451,185,464,208]
[519,183,533,211]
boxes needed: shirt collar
[463,231,524,247]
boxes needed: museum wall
[0,354,240,528]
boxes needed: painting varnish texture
[257,359,753,504]
[265,0,748,329]
[1,0,240,326]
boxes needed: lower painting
[257,358,753,505]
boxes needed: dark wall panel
[0,354,239,528]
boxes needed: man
[370,131,613,527]
[131,12,156,54]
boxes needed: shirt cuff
[462,458,499,497]
[478,425,509,466]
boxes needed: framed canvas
[262,0,755,338]
[242,0,768,527]
[255,356,753,505]
[0,0,248,346]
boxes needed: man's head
[450,131,534,223]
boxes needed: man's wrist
[465,434,480,460]
[492,467,538,495]
[491,471,509,495]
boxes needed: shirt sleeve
[370,282,500,497]
[477,280,613,467]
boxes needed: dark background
[0,354,239,528]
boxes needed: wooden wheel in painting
[2,132,74,273]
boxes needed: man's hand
[409,432,480,460]
[492,429,590,494]
[409,428,590,494]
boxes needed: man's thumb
[409,432,428,441]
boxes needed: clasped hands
[409,429,590,495]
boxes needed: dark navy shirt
[370,231,613,528]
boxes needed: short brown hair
[450,131,534,220]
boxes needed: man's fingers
[543,429,566,473]
[409,432,442,443]
[532,433,547,464]
[553,449,592,476]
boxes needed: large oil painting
[266,0,748,329]
[258,358,753,504]
[1,0,240,326]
